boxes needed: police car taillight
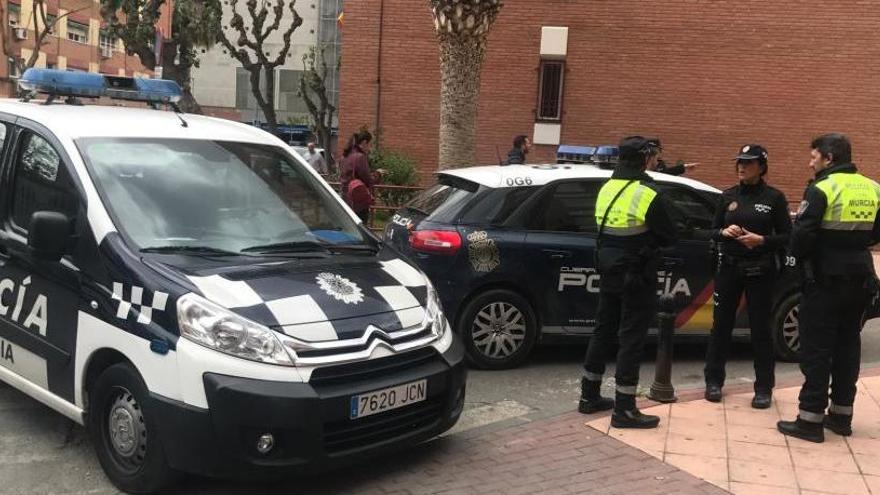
[410,230,461,255]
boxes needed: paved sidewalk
[170,410,726,495]
[586,372,880,494]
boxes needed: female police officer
[704,144,792,408]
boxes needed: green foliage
[369,148,420,206]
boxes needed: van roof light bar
[18,68,183,108]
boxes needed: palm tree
[428,0,503,169]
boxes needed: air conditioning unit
[100,47,113,59]
[13,27,27,41]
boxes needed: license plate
[350,379,427,419]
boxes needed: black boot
[777,417,824,443]
[823,413,853,436]
[611,408,661,429]
[705,384,722,403]
[578,377,613,414]
[751,391,772,409]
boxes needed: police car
[0,69,465,493]
[385,163,807,369]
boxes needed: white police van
[0,69,465,493]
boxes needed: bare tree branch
[218,0,303,131]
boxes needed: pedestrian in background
[778,133,880,442]
[305,141,328,175]
[506,135,531,165]
[703,144,791,408]
[579,136,678,429]
[340,130,375,222]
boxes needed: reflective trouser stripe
[829,403,854,415]
[799,410,825,423]
[617,385,638,395]
[821,221,875,231]
[584,371,603,381]
[603,225,650,236]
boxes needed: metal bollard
[648,293,685,403]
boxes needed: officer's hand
[683,162,699,171]
[737,229,765,249]
[722,225,743,238]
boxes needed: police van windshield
[77,138,366,254]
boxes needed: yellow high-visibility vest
[814,172,880,231]
[595,179,657,236]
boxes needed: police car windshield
[77,138,366,253]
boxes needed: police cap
[619,136,661,163]
[734,144,768,164]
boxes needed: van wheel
[772,293,801,362]
[88,363,179,494]
[459,289,537,370]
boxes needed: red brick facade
[340,1,880,204]
[0,0,171,97]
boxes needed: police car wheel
[772,294,801,362]
[459,289,537,370]
[88,363,178,494]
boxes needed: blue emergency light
[18,68,182,105]
[557,145,597,164]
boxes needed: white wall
[192,1,320,117]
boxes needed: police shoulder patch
[728,201,738,211]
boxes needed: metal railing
[328,182,424,230]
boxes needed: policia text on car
[579,136,677,429]
[704,144,792,408]
[778,133,880,443]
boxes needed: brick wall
[340,1,880,205]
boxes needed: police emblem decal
[467,231,500,273]
[728,201,738,211]
[316,273,364,305]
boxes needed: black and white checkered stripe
[186,258,427,342]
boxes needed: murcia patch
[467,231,500,273]
[728,201,738,211]
[755,203,771,214]
[316,273,364,305]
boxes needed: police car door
[521,180,601,334]
[654,183,717,334]
[0,124,84,404]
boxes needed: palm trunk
[437,34,485,170]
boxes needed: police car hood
[164,254,430,342]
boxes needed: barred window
[537,61,564,121]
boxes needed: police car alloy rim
[107,388,147,471]
[783,306,800,353]
[472,302,526,359]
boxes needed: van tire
[772,293,801,362]
[458,289,537,370]
[88,363,179,494]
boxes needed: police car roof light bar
[18,68,183,108]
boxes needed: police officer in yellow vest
[778,133,880,442]
[579,136,678,429]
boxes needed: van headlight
[177,293,294,366]
[425,279,446,338]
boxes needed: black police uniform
[656,159,686,176]
[580,138,678,427]
[704,167,791,401]
[779,162,880,440]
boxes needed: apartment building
[0,0,171,97]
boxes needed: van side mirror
[28,211,72,262]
